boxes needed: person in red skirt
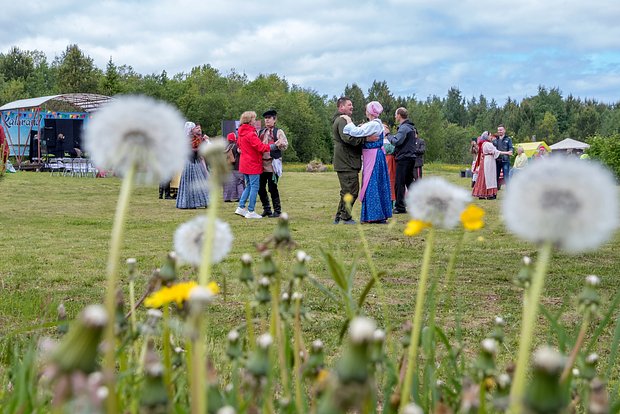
[472,131,512,200]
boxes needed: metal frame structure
[0,93,111,166]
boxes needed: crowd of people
[332,98,426,224]
[166,98,569,221]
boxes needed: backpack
[225,142,236,164]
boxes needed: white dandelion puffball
[502,158,618,253]
[349,316,376,344]
[173,216,233,266]
[84,95,188,183]
[406,177,471,228]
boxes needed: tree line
[1,44,619,165]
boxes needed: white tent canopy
[549,138,590,151]
[0,93,111,113]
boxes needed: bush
[587,134,620,178]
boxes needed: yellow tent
[514,141,551,158]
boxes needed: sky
[1,0,619,104]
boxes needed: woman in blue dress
[342,101,393,223]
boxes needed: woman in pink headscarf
[340,101,392,223]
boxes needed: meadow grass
[1,164,619,380]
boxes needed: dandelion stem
[271,266,291,403]
[245,298,256,351]
[400,226,436,409]
[443,229,467,322]
[162,305,173,400]
[560,312,591,383]
[509,240,553,413]
[103,162,136,414]
[198,178,220,286]
[293,297,305,413]
[357,222,393,355]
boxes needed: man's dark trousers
[258,172,281,214]
[335,171,359,221]
[394,158,415,212]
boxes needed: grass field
[1,164,620,375]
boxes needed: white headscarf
[184,121,196,137]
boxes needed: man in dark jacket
[332,97,378,224]
[493,124,514,189]
[385,107,417,214]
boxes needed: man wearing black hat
[257,110,288,217]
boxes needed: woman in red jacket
[234,111,277,219]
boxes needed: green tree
[99,57,123,96]
[537,111,559,143]
[443,87,467,127]
[55,44,100,93]
[343,83,366,124]
[0,46,34,81]
[574,105,601,140]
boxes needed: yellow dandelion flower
[144,281,198,308]
[206,281,220,295]
[316,368,330,385]
[404,219,432,236]
[460,204,485,231]
[477,235,485,242]
[343,193,354,204]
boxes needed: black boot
[158,184,164,199]
[269,193,281,218]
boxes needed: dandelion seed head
[312,339,324,351]
[481,338,497,354]
[82,305,107,327]
[522,256,532,266]
[296,250,309,262]
[174,216,233,266]
[147,309,163,319]
[349,316,376,344]
[281,292,290,301]
[241,253,252,264]
[495,316,505,326]
[227,330,240,342]
[291,292,303,301]
[373,329,386,342]
[259,277,270,287]
[84,96,188,183]
[217,406,236,414]
[586,275,601,286]
[280,212,289,221]
[188,285,215,305]
[95,386,109,401]
[258,333,273,349]
[532,346,565,374]
[406,177,471,228]
[126,258,137,265]
[402,403,424,414]
[497,373,511,388]
[502,158,619,253]
[572,368,580,377]
[586,353,599,364]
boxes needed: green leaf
[306,275,339,303]
[586,288,620,353]
[320,248,347,291]
[356,272,379,311]
[540,304,568,353]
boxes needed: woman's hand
[340,114,352,124]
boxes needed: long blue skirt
[176,159,209,209]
